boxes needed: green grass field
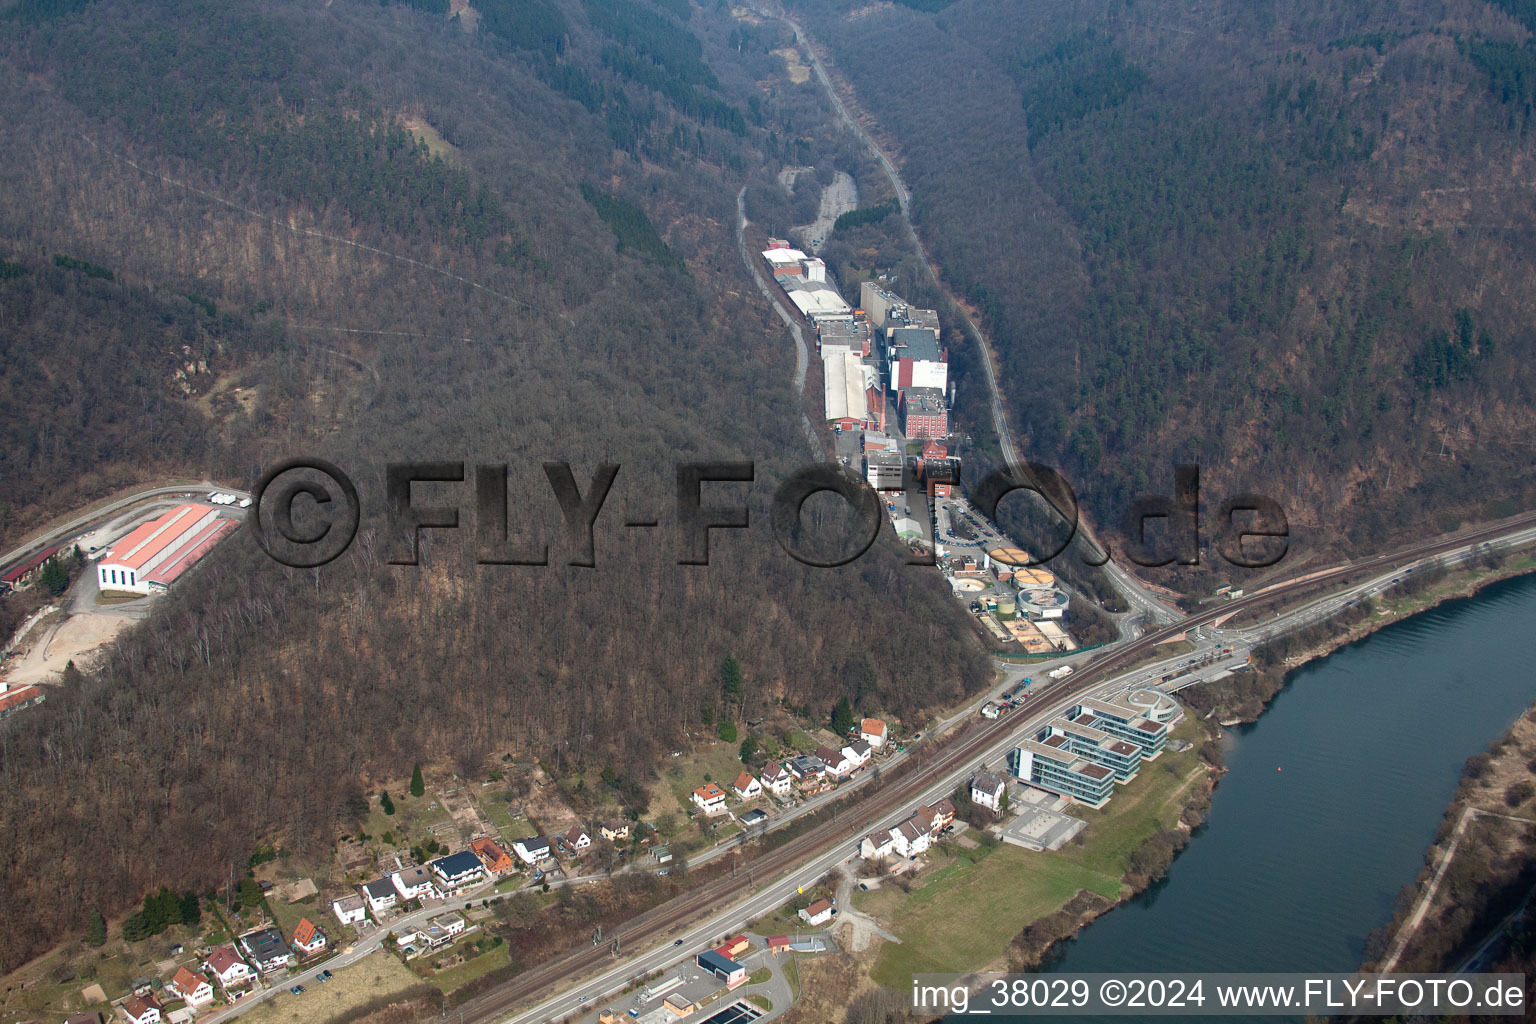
[868,720,1206,987]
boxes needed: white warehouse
[97,504,235,594]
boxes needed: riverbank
[1369,696,1536,975]
[1189,549,1536,728]
[821,715,1220,993]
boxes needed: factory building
[899,387,949,440]
[886,327,948,392]
[97,504,235,595]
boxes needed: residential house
[559,825,592,857]
[512,836,551,866]
[971,771,1007,812]
[798,898,835,926]
[238,927,295,974]
[291,918,327,957]
[841,739,871,770]
[430,850,485,892]
[909,804,945,837]
[931,797,957,830]
[731,771,762,800]
[599,820,631,843]
[859,718,888,748]
[896,819,932,856]
[391,865,437,901]
[361,878,398,916]
[202,946,253,991]
[123,995,161,1024]
[759,762,792,798]
[167,968,213,1008]
[690,783,728,815]
[784,755,823,781]
[332,894,366,926]
[471,837,516,875]
[815,745,848,776]
[429,912,466,937]
[859,828,899,861]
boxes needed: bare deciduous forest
[0,0,991,970]
[789,0,1536,567]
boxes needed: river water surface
[1046,572,1536,977]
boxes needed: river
[1044,572,1536,980]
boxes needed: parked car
[290,985,305,995]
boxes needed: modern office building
[1008,739,1115,808]
[1035,718,1143,782]
[1071,694,1172,759]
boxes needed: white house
[513,836,551,865]
[691,782,729,815]
[860,718,888,748]
[430,851,486,892]
[238,927,295,974]
[361,878,398,916]
[332,894,366,926]
[860,828,899,861]
[292,918,327,957]
[821,746,858,778]
[896,819,931,856]
[760,762,792,798]
[429,912,466,937]
[202,946,253,991]
[798,898,835,926]
[391,866,437,901]
[971,771,1007,812]
[731,771,762,800]
[841,740,871,769]
[123,996,161,1024]
[168,968,213,1008]
[559,825,592,857]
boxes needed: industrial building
[886,327,948,392]
[762,242,852,323]
[823,350,879,430]
[96,504,236,594]
[899,387,948,440]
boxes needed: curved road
[464,509,1536,1024]
[754,6,1177,629]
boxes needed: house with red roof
[292,917,327,957]
[731,771,762,800]
[168,966,213,1007]
[122,995,161,1024]
[690,782,728,815]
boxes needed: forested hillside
[786,0,1536,566]
[0,0,990,969]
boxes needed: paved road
[737,185,824,459]
[0,482,246,573]
[750,5,1179,631]
[487,516,1536,1024]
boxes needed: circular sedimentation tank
[988,546,1031,566]
[1011,566,1056,590]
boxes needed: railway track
[457,507,1536,1023]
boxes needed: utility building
[97,505,235,594]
